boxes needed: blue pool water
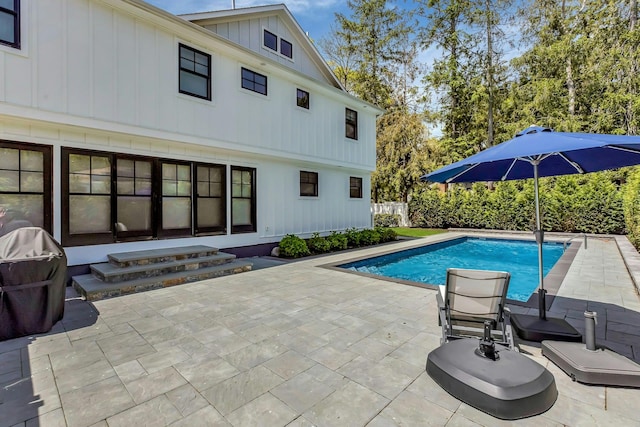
[340,237,566,302]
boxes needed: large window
[346,108,358,140]
[0,141,52,236]
[0,0,19,49]
[160,161,192,236]
[179,44,211,100]
[231,167,256,233]
[300,171,318,197]
[195,163,226,235]
[116,157,153,239]
[350,177,363,199]
[241,68,267,96]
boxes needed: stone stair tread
[108,245,218,264]
[73,259,253,300]
[92,252,236,278]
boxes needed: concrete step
[107,245,219,268]
[72,259,253,301]
[91,252,237,283]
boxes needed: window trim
[241,67,268,96]
[296,88,310,109]
[346,108,359,140]
[231,166,257,234]
[299,171,318,197]
[0,0,20,49]
[0,140,52,235]
[350,176,363,199]
[178,43,212,101]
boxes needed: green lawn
[391,227,447,238]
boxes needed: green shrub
[624,168,640,248]
[359,228,381,246]
[326,231,348,251]
[307,232,332,254]
[344,227,362,247]
[278,234,310,258]
[375,226,397,242]
[374,213,401,227]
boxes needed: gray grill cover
[0,227,67,340]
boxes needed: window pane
[92,156,111,175]
[20,171,43,193]
[92,175,111,194]
[117,159,135,177]
[180,57,194,71]
[196,181,208,197]
[180,46,194,61]
[69,154,90,174]
[0,194,43,228]
[163,197,191,229]
[0,170,19,191]
[118,196,151,231]
[70,195,110,234]
[0,13,15,44]
[197,198,223,228]
[135,178,152,195]
[177,165,190,181]
[241,183,252,198]
[180,71,208,98]
[281,39,292,58]
[0,148,19,170]
[264,30,277,50]
[177,181,191,196]
[301,183,316,196]
[0,1,15,10]
[210,182,222,197]
[210,167,222,182]
[232,199,251,225]
[21,151,43,172]
[117,177,134,195]
[163,164,176,180]
[195,52,208,66]
[137,161,152,179]
[69,174,90,193]
[346,123,357,139]
[163,181,177,196]
[231,183,242,197]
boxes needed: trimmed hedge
[277,227,398,258]
[374,213,401,227]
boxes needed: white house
[0,0,382,268]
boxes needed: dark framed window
[297,89,309,109]
[179,44,211,100]
[281,38,293,59]
[241,67,267,96]
[263,30,277,51]
[350,177,363,199]
[346,108,358,140]
[195,163,226,235]
[0,0,19,49]
[231,166,256,233]
[0,140,52,236]
[300,171,318,197]
[159,161,192,237]
[115,156,154,240]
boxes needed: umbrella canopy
[421,126,640,184]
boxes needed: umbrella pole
[533,162,546,320]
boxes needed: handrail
[563,233,587,251]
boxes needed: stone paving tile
[54,358,116,394]
[261,350,316,380]
[137,347,191,373]
[270,372,335,413]
[96,331,155,366]
[24,408,67,427]
[174,357,239,392]
[337,355,420,400]
[123,366,187,404]
[226,393,298,426]
[113,359,147,383]
[367,389,453,426]
[407,372,462,413]
[200,366,284,415]
[106,395,182,427]
[165,383,209,417]
[168,405,230,427]
[302,380,390,427]
[222,338,288,371]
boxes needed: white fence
[371,202,410,227]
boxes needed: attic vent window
[281,39,293,58]
[263,30,277,51]
[0,0,20,49]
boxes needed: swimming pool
[338,237,567,302]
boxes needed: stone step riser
[92,257,235,283]
[109,250,218,268]
[73,264,252,301]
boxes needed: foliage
[326,231,349,251]
[344,227,363,247]
[278,234,310,258]
[374,213,401,227]
[307,232,332,254]
[623,168,640,248]
[359,228,381,246]
[390,227,447,238]
[375,226,398,242]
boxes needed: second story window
[179,44,211,100]
[0,0,20,49]
[297,89,309,109]
[264,30,278,51]
[241,68,267,96]
[346,108,358,140]
[300,171,318,197]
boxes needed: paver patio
[1,232,639,426]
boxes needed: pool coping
[319,232,582,308]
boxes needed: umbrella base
[510,314,582,343]
[542,340,640,387]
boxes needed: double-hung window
[300,171,318,197]
[346,108,358,140]
[179,44,211,100]
[0,0,19,49]
[241,68,267,96]
[350,177,363,199]
[297,89,309,109]
[231,167,256,233]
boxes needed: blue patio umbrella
[421,126,640,341]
